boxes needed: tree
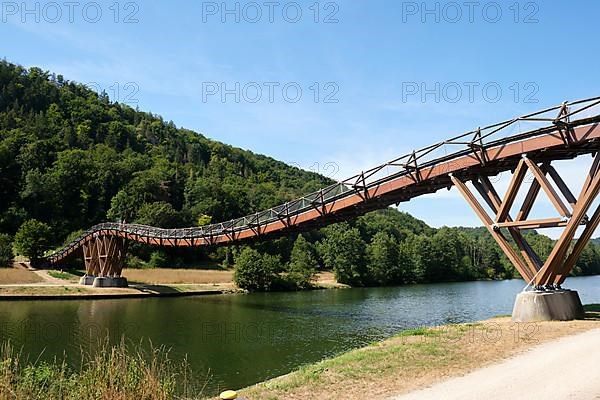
[148,251,169,268]
[135,201,185,228]
[318,224,367,286]
[367,232,400,285]
[0,233,13,267]
[197,214,212,226]
[403,234,433,283]
[14,219,51,264]
[233,247,280,291]
[107,190,137,222]
[287,234,317,289]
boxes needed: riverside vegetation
[0,340,205,400]
[1,60,600,291]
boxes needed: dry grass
[123,269,234,285]
[313,271,348,289]
[0,286,108,296]
[123,269,345,288]
[0,268,43,284]
[242,308,600,400]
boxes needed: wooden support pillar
[82,235,127,278]
[453,154,600,288]
[536,156,600,286]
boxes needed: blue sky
[1,0,599,237]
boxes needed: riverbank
[240,304,600,400]
[0,268,345,300]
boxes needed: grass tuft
[47,270,79,281]
[0,339,207,400]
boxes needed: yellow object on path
[220,390,238,400]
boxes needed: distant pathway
[391,328,600,400]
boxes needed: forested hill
[0,60,333,240]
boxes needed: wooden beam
[452,176,534,282]
[516,180,541,221]
[582,152,600,196]
[524,159,572,218]
[556,203,600,285]
[96,237,106,276]
[495,218,567,230]
[476,176,541,275]
[82,242,92,275]
[546,164,577,209]
[496,159,527,223]
[87,238,100,277]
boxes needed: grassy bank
[241,305,600,400]
[0,283,240,299]
[0,340,206,400]
[0,268,343,299]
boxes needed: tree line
[231,209,600,291]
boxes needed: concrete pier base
[91,276,128,288]
[512,290,585,322]
[79,275,96,285]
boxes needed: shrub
[13,220,51,265]
[234,247,280,291]
[148,251,169,268]
[0,234,13,268]
[124,254,146,269]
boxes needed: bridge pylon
[451,153,600,321]
[80,235,128,288]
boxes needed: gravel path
[392,327,600,400]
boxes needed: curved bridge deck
[45,98,600,288]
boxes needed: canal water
[0,276,599,395]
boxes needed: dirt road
[392,327,600,400]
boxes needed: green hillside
[0,60,332,238]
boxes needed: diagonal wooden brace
[452,175,535,282]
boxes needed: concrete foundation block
[512,290,585,322]
[79,275,96,285]
[92,276,128,288]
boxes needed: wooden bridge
[45,97,600,290]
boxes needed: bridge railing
[46,97,600,263]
